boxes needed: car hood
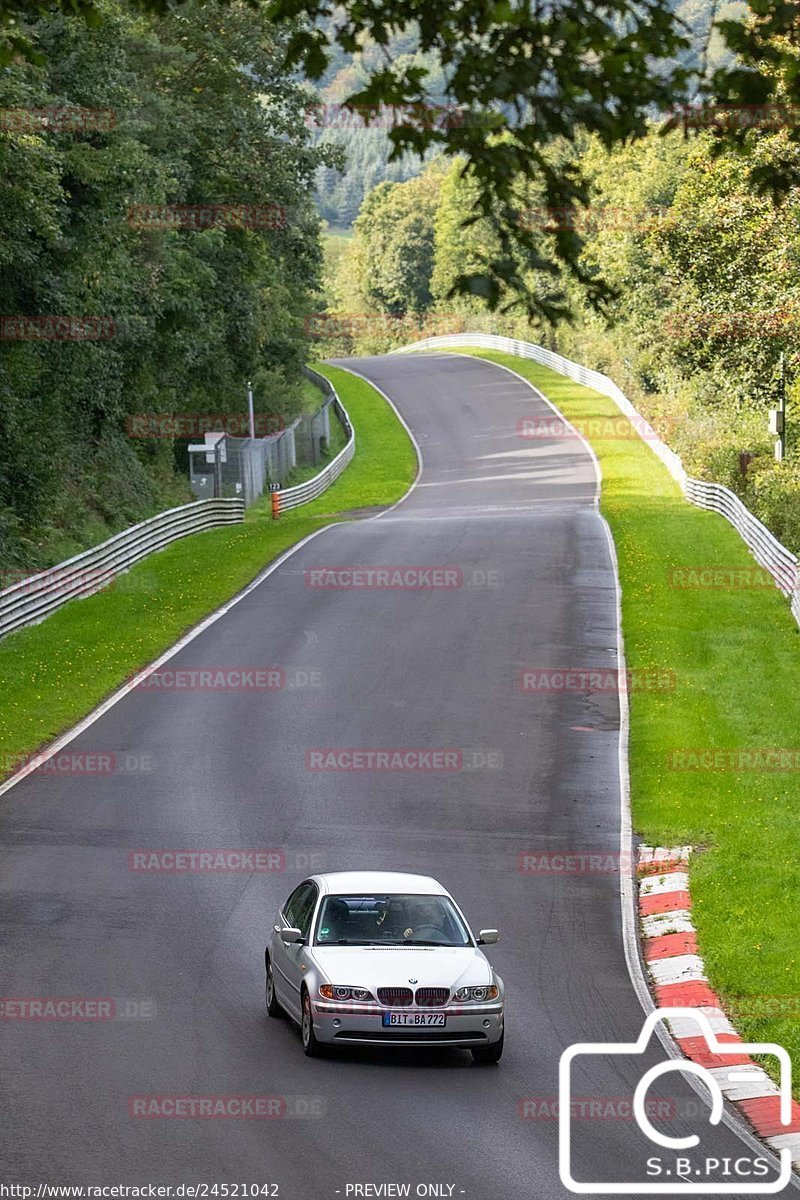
[311,945,491,990]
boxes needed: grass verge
[452,346,800,1070]
[0,363,416,780]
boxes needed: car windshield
[314,893,473,947]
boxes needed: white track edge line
[0,525,341,799]
[5,347,796,1184]
[322,360,424,521]
[415,346,800,1187]
[421,351,603,503]
[0,366,422,801]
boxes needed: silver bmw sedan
[265,870,504,1062]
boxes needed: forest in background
[309,19,448,228]
[319,123,800,555]
[310,0,745,229]
[0,0,333,572]
[4,0,797,576]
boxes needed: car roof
[312,871,448,896]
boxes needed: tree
[431,159,495,313]
[266,0,695,321]
[265,0,800,321]
[647,133,800,392]
[0,0,335,568]
[349,161,446,313]
[8,1,800,319]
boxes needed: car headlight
[454,985,499,1002]
[319,984,375,1002]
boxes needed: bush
[748,458,800,556]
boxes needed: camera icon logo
[559,1007,793,1193]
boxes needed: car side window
[294,885,318,937]
[283,882,313,928]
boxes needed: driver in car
[403,898,445,941]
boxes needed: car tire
[471,1030,503,1064]
[301,988,323,1057]
[265,955,282,1018]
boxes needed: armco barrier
[0,498,244,642]
[394,332,800,629]
[275,369,355,511]
[0,372,356,641]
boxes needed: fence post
[213,441,222,499]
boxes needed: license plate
[382,1012,446,1027]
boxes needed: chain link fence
[189,369,339,506]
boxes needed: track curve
[0,353,781,1197]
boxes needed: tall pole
[213,441,222,498]
[780,352,787,461]
[247,379,255,440]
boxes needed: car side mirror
[477,929,499,945]
[279,926,304,944]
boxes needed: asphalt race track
[0,353,790,1198]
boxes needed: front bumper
[311,999,504,1048]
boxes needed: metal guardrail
[394,332,800,629]
[0,498,244,642]
[275,370,355,511]
[0,371,355,642]
[683,478,798,600]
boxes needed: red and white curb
[638,846,800,1167]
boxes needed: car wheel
[265,956,282,1018]
[301,989,323,1057]
[471,1030,503,1064]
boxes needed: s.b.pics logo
[559,1009,793,1193]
